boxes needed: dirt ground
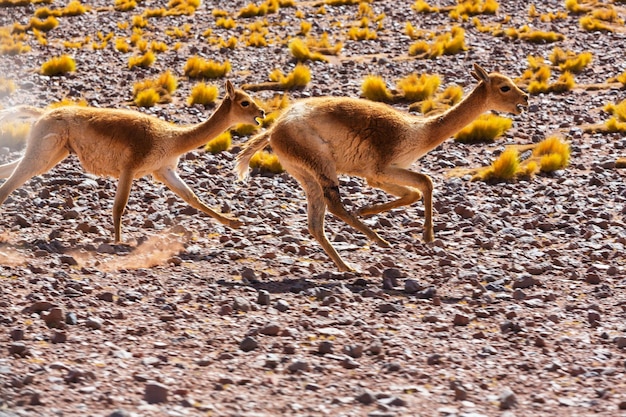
[1,0,625,416]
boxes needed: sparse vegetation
[184,56,231,79]
[454,114,513,143]
[249,150,284,174]
[204,131,232,153]
[188,82,219,106]
[41,55,76,76]
[361,75,394,102]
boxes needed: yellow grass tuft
[412,0,439,13]
[41,55,76,76]
[288,38,328,62]
[409,26,467,58]
[216,17,236,29]
[204,131,232,153]
[604,99,626,122]
[187,82,219,106]
[454,114,512,143]
[396,73,440,102]
[473,148,519,182]
[128,51,156,69]
[270,64,310,89]
[114,0,137,11]
[361,75,393,102]
[134,88,160,107]
[184,56,231,79]
[249,150,284,174]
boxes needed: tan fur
[236,64,529,272]
[0,80,264,242]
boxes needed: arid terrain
[0,0,625,416]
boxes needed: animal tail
[234,129,272,181]
[0,105,44,125]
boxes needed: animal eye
[500,86,511,92]
[241,100,250,107]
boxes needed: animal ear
[471,63,490,83]
[225,80,236,99]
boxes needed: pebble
[453,313,470,326]
[404,279,424,293]
[43,307,64,328]
[233,296,251,312]
[259,322,281,336]
[615,337,626,349]
[274,299,290,312]
[379,303,403,313]
[239,336,259,352]
[10,328,24,341]
[318,341,333,355]
[499,388,517,410]
[257,290,271,305]
[287,359,310,373]
[85,317,103,330]
[356,390,377,405]
[8,343,28,357]
[144,381,168,404]
[50,331,67,344]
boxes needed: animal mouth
[515,103,527,114]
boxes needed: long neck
[420,82,489,150]
[173,99,234,155]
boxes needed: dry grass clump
[204,131,232,154]
[187,82,219,107]
[416,84,464,114]
[114,0,137,12]
[396,73,441,102]
[520,56,576,95]
[41,55,76,76]
[132,71,177,106]
[361,75,393,102]
[449,0,499,20]
[454,114,513,143]
[463,136,570,182]
[603,99,626,132]
[549,48,592,73]
[270,64,310,89]
[0,28,31,55]
[305,32,343,56]
[412,0,439,13]
[184,56,231,79]
[249,150,284,174]
[580,7,624,32]
[288,38,328,62]
[34,0,89,18]
[408,26,467,59]
[128,51,156,69]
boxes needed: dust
[71,231,186,272]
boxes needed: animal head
[224,80,265,125]
[471,63,529,115]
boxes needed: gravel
[1,0,626,416]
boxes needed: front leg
[356,181,422,217]
[153,167,242,229]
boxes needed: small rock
[615,337,626,349]
[85,317,103,330]
[65,312,78,325]
[218,304,233,316]
[8,342,29,357]
[427,354,442,365]
[453,313,470,326]
[144,381,168,404]
[97,292,115,302]
[356,390,377,405]
[619,400,626,410]
[274,299,290,312]
[257,290,271,306]
[379,303,402,313]
[287,359,310,373]
[259,322,281,336]
[512,275,540,289]
[318,341,333,355]
[239,336,259,352]
[233,297,251,312]
[50,331,67,344]
[10,328,24,341]
[343,344,364,358]
[341,357,360,369]
[499,388,517,410]
[108,410,131,417]
[43,307,64,328]
[404,279,424,294]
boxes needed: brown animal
[235,64,529,272]
[0,80,264,242]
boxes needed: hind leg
[0,133,69,205]
[357,179,422,216]
[289,168,356,272]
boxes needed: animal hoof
[423,230,434,243]
[377,237,391,248]
[227,218,243,229]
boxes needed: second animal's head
[471,63,529,115]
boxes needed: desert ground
[0,0,625,416]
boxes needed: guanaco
[0,80,264,242]
[236,64,529,272]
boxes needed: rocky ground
[1,0,626,416]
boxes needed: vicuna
[0,80,264,242]
[236,64,529,272]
